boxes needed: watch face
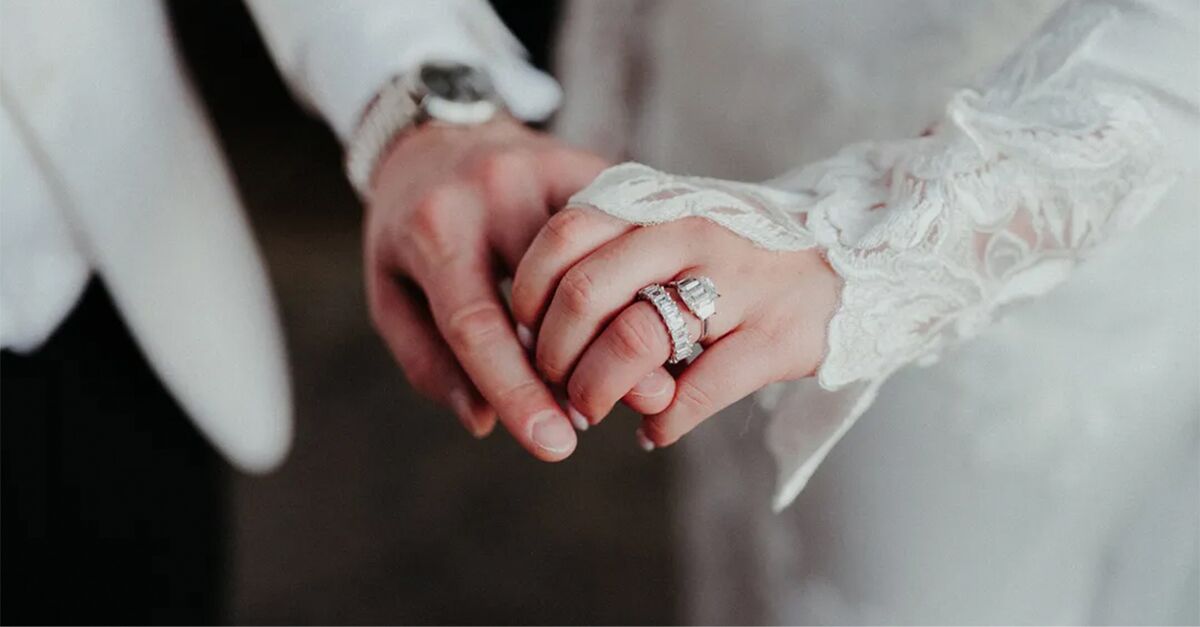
[416,61,501,125]
[419,62,494,104]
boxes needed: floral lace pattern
[567,1,1175,507]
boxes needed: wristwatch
[345,61,504,198]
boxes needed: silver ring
[669,276,719,344]
[637,284,695,364]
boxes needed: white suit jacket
[0,0,557,472]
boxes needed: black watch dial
[419,62,495,104]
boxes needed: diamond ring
[669,276,719,344]
[637,284,695,364]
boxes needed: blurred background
[171,1,679,623]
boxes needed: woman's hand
[511,206,841,448]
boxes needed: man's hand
[364,116,607,461]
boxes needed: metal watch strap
[344,76,420,200]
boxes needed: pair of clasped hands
[367,117,839,460]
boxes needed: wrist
[370,115,529,195]
[800,249,842,380]
[346,61,507,200]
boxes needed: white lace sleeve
[568,0,1199,509]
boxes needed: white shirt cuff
[248,0,562,143]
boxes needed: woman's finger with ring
[668,275,720,346]
[536,220,734,383]
[565,301,678,424]
[641,329,775,448]
[566,273,729,424]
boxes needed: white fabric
[245,0,561,142]
[566,0,1197,511]
[0,0,291,472]
[556,0,1199,623]
[0,101,89,353]
[0,0,556,471]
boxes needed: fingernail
[566,404,589,431]
[629,370,671,399]
[449,388,489,438]
[529,412,575,454]
[635,427,656,452]
[516,324,534,350]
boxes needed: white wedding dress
[554,1,1199,623]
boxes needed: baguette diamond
[637,284,694,364]
[670,276,719,343]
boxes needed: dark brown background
[170,1,680,623]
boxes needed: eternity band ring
[637,284,695,365]
[669,276,719,344]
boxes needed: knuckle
[410,186,456,224]
[558,265,597,317]
[535,348,570,384]
[609,311,663,363]
[543,208,592,252]
[508,277,538,325]
[476,150,533,198]
[674,378,716,416]
[567,377,600,417]
[444,301,508,352]
[405,188,461,262]
[495,379,545,412]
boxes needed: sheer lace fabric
[568,2,1177,508]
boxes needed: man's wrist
[368,115,530,199]
[345,74,421,200]
[345,62,506,200]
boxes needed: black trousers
[2,281,227,625]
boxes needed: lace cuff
[567,1,1177,509]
